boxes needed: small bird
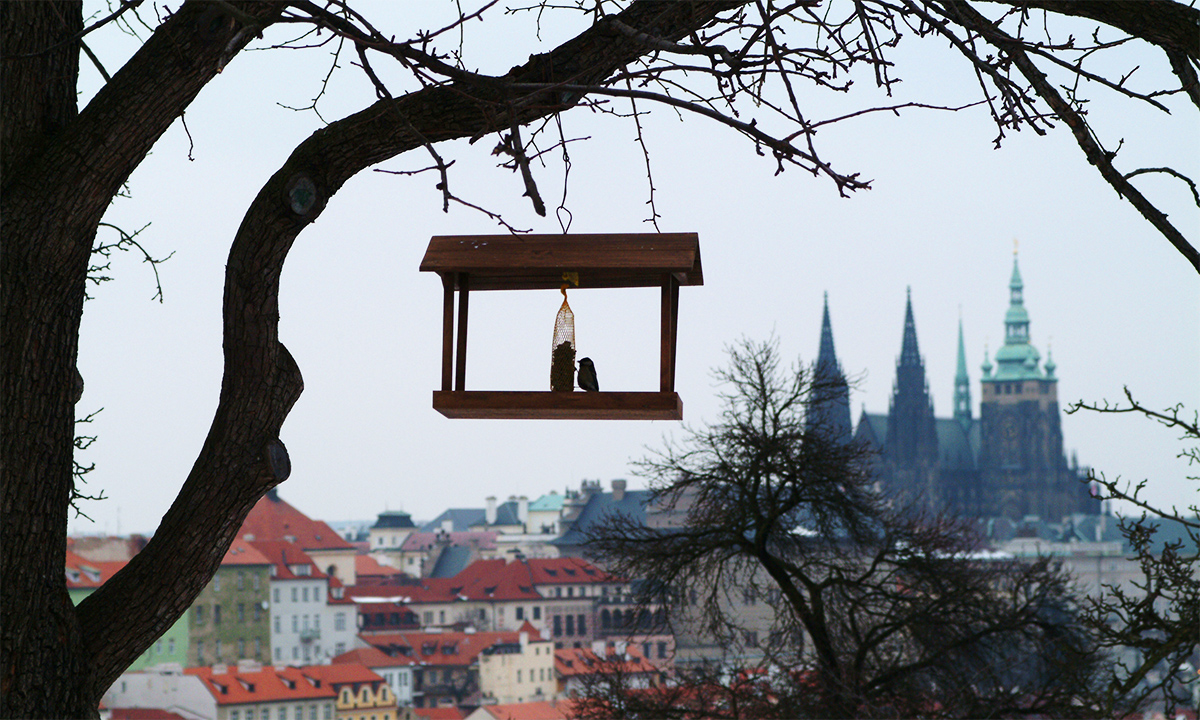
[577,357,599,392]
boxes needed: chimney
[485,496,497,526]
[441,518,453,534]
[612,480,626,502]
[517,496,529,524]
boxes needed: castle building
[842,254,1095,521]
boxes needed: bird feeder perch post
[420,233,702,420]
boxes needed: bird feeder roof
[419,233,702,290]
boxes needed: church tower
[954,318,972,430]
[807,292,853,445]
[883,288,939,503]
[978,252,1088,520]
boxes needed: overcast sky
[69,2,1197,536]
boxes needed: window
[422,611,433,625]
[238,603,246,623]
[293,646,299,660]
[278,708,286,720]
[335,613,346,631]
[292,615,299,632]
[214,575,222,591]
[213,604,222,625]
[438,610,445,624]
[478,608,486,620]
[335,642,346,655]
[314,614,320,630]
[565,615,574,635]
[567,587,574,597]
[254,604,261,623]
[314,586,321,602]
[517,670,522,683]
[195,606,205,624]
[532,606,541,620]
[275,616,281,634]
[515,607,524,621]
[555,588,562,598]
[167,638,175,654]
[156,639,163,655]
[275,647,282,660]
[577,614,586,635]
[238,571,245,590]
[292,587,298,602]
[643,642,651,658]
[553,616,562,637]
[294,706,303,720]
[196,640,204,664]
[303,615,309,630]
[274,588,281,604]
[215,639,223,661]
[245,710,254,720]
[232,711,240,720]
[324,706,332,720]
[742,588,756,606]
[658,641,668,659]
[302,587,309,602]
[239,638,246,657]
[253,574,260,590]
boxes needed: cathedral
[813,254,1096,521]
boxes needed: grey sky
[70,3,1198,536]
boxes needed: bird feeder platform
[419,233,703,420]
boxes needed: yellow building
[477,628,556,705]
[302,664,398,720]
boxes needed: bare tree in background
[584,338,1101,719]
[2,2,1195,716]
[1067,392,1200,718]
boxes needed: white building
[251,540,358,665]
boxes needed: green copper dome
[988,252,1044,381]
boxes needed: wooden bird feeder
[420,233,703,420]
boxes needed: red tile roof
[409,708,465,720]
[472,701,573,720]
[332,645,418,669]
[247,540,326,581]
[186,665,336,705]
[554,645,657,678]
[240,491,353,552]
[65,551,127,590]
[110,709,190,720]
[400,531,498,552]
[300,663,385,686]
[345,557,615,605]
[222,538,272,566]
[358,627,547,667]
[357,554,405,579]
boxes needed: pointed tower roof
[953,317,972,427]
[899,287,922,368]
[990,250,1043,381]
[807,292,852,445]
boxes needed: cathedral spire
[954,317,972,428]
[899,286,921,368]
[808,292,852,445]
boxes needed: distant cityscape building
[845,253,1096,520]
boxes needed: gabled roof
[471,701,571,720]
[331,645,418,669]
[222,538,272,566]
[300,663,385,686]
[247,540,327,581]
[401,531,498,553]
[356,554,405,579]
[419,509,487,533]
[551,490,651,549]
[240,490,354,552]
[934,417,979,471]
[411,708,465,720]
[65,551,126,590]
[428,546,475,579]
[528,493,564,513]
[185,665,336,705]
[359,628,546,667]
[554,645,656,678]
